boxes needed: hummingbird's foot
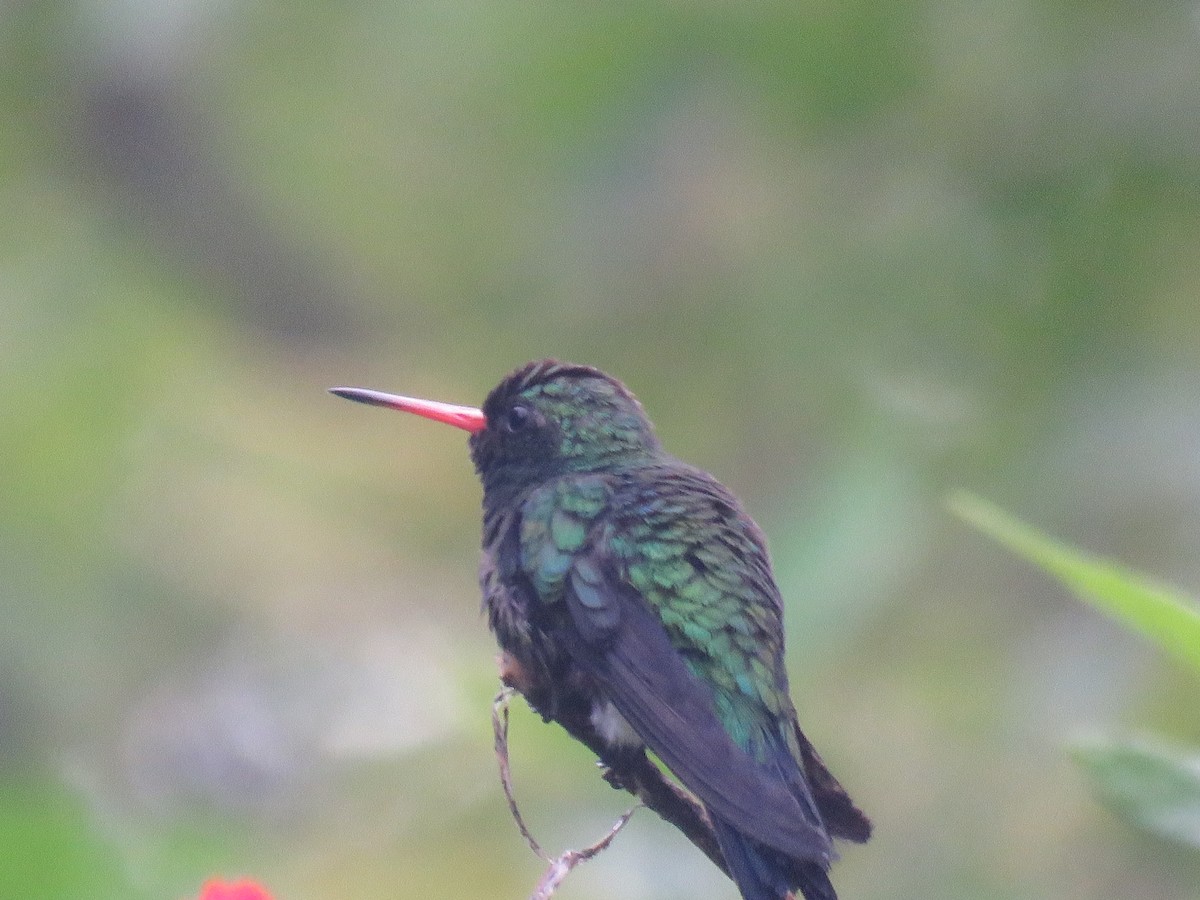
[597,761,627,791]
[596,745,648,792]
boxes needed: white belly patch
[590,700,643,749]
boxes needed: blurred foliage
[3,0,1200,898]
[1073,736,1200,851]
[0,777,125,900]
[953,494,1200,851]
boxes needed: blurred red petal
[197,878,275,900]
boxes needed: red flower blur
[197,878,275,900]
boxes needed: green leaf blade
[949,492,1200,676]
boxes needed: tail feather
[794,723,872,843]
[711,816,837,900]
[791,862,837,900]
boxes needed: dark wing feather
[562,557,832,864]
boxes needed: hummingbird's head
[330,359,662,499]
[470,359,661,493]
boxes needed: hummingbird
[331,359,870,900]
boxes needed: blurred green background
[3,1,1200,898]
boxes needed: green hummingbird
[331,359,870,900]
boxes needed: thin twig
[492,687,641,899]
[529,806,639,900]
[492,687,547,859]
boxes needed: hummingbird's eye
[504,405,532,432]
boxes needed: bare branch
[595,747,728,876]
[492,659,732,879]
[493,688,641,899]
